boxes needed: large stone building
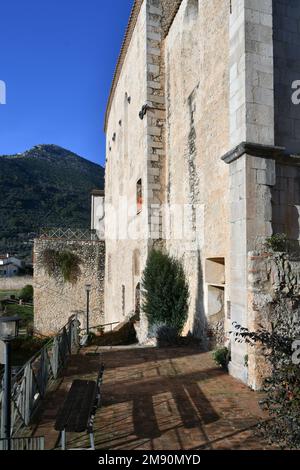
[104,0,300,387]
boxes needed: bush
[212,347,231,370]
[142,250,189,335]
[232,299,300,449]
[40,248,81,283]
[148,322,180,347]
[12,336,47,354]
[265,233,287,252]
[59,251,81,283]
[20,285,33,303]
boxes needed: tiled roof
[91,189,105,197]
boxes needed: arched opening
[133,249,141,276]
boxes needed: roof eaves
[104,0,144,133]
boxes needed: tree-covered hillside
[0,145,104,260]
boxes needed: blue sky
[0,0,133,167]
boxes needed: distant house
[0,254,24,277]
[91,189,105,240]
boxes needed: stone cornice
[221,142,286,164]
[221,142,300,166]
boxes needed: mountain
[0,145,104,260]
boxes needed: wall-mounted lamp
[139,104,149,120]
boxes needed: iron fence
[84,321,120,335]
[39,227,99,241]
[0,315,79,439]
[0,436,44,450]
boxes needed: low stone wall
[0,276,33,291]
[247,251,300,389]
[34,239,105,336]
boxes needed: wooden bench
[55,365,104,450]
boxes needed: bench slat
[55,380,97,433]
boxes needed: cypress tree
[142,250,189,334]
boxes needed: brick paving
[32,346,273,450]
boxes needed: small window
[133,249,140,276]
[136,179,143,213]
[184,0,198,23]
[205,258,225,285]
[122,285,126,316]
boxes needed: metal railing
[84,321,120,335]
[0,315,79,439]
[0,436,44,450]
[39,227,99,241]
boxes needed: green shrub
[265,233,287,252]
[12,336,48,354]
[40,248,81,283]
[212,347,231,370]
[232,299,300,450]
[59,251,81,283]
[148,322,180,347]
[142,250,189,334]
[20,285,33,303]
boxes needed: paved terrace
[32,346,272,450]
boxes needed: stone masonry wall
[230,0,275,147]
[104,1,190,338]
[226,152,275,383]
[34,239,105,336]
[164,0,230,338]
[247,251,300,389]
[146,0,167,241]
[104,0,149,332]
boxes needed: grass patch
[0,289,20,301]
